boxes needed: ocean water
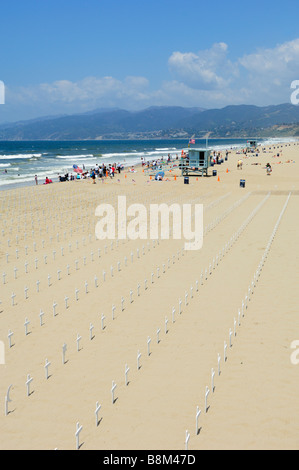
[0,138,295,190]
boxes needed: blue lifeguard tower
[246,139,258,150]
[181,148,212,177]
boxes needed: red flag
[189,139,195,144]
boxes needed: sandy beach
[0,141,299,450]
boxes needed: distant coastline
[1,132,299,142]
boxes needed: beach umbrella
[155,171,165,181]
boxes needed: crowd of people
[56,162,125,184]
[141,154,178,169]
[54,155,178,184]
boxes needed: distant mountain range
[1,103,299,140]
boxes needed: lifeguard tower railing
[180,149,211,177]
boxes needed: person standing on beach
[35,175,38,185]
[91,169,96,184]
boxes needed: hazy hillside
[178,104,299,134]
[0,104,299,140]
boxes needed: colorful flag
[189,139,195,144]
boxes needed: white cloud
[3,38,299,124]
[240,39,299,75]
[153,79,247,109]
[166,38,299,107]
[168,42,238,90]
[2,75,152,121]
[236,38,299,104]
[38,76,150,104]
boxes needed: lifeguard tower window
[199,151,205,166]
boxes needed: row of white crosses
[183,191,272,447]
[3,232,97,275]
[4,232,96,259]
[3,236,163,310]
[1,194,109,256]
[0,209,96,244]
[204,191,251,237]
[9,190,279,411]
[1,211,97,242]
[4,192,274,404]
[1,189,246,314]
[186,191,291,450]
[1,175,213,235]
[0,183,127,216]
[2,236,258,444]
[0,178,192,219]
[161,190,249,243]
[5,191,271,413]
[1,187,237,266]
[4,242,194,450]
[2,191,270,447]
[1,185,183,248]
[5,237,188,379]
[75,274,202,450]
[199,191,271,288]
[5,235,189,348]
[3,209,196,309]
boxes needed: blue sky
[1,0,299,123]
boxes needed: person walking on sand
[266,163,272,175]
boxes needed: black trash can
[213,169,217,177]
[184,177,189,185]
[240,179,245,188]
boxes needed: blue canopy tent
[155,171,165,180]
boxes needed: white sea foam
[144,149,180,156]
[56,154,95,159]
[101,149,180,160]
[260,137,299,146]
[0,177,39,186]
[102,152,144,158]
[0,153,42,160]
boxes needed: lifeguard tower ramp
[181,149,211,177]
